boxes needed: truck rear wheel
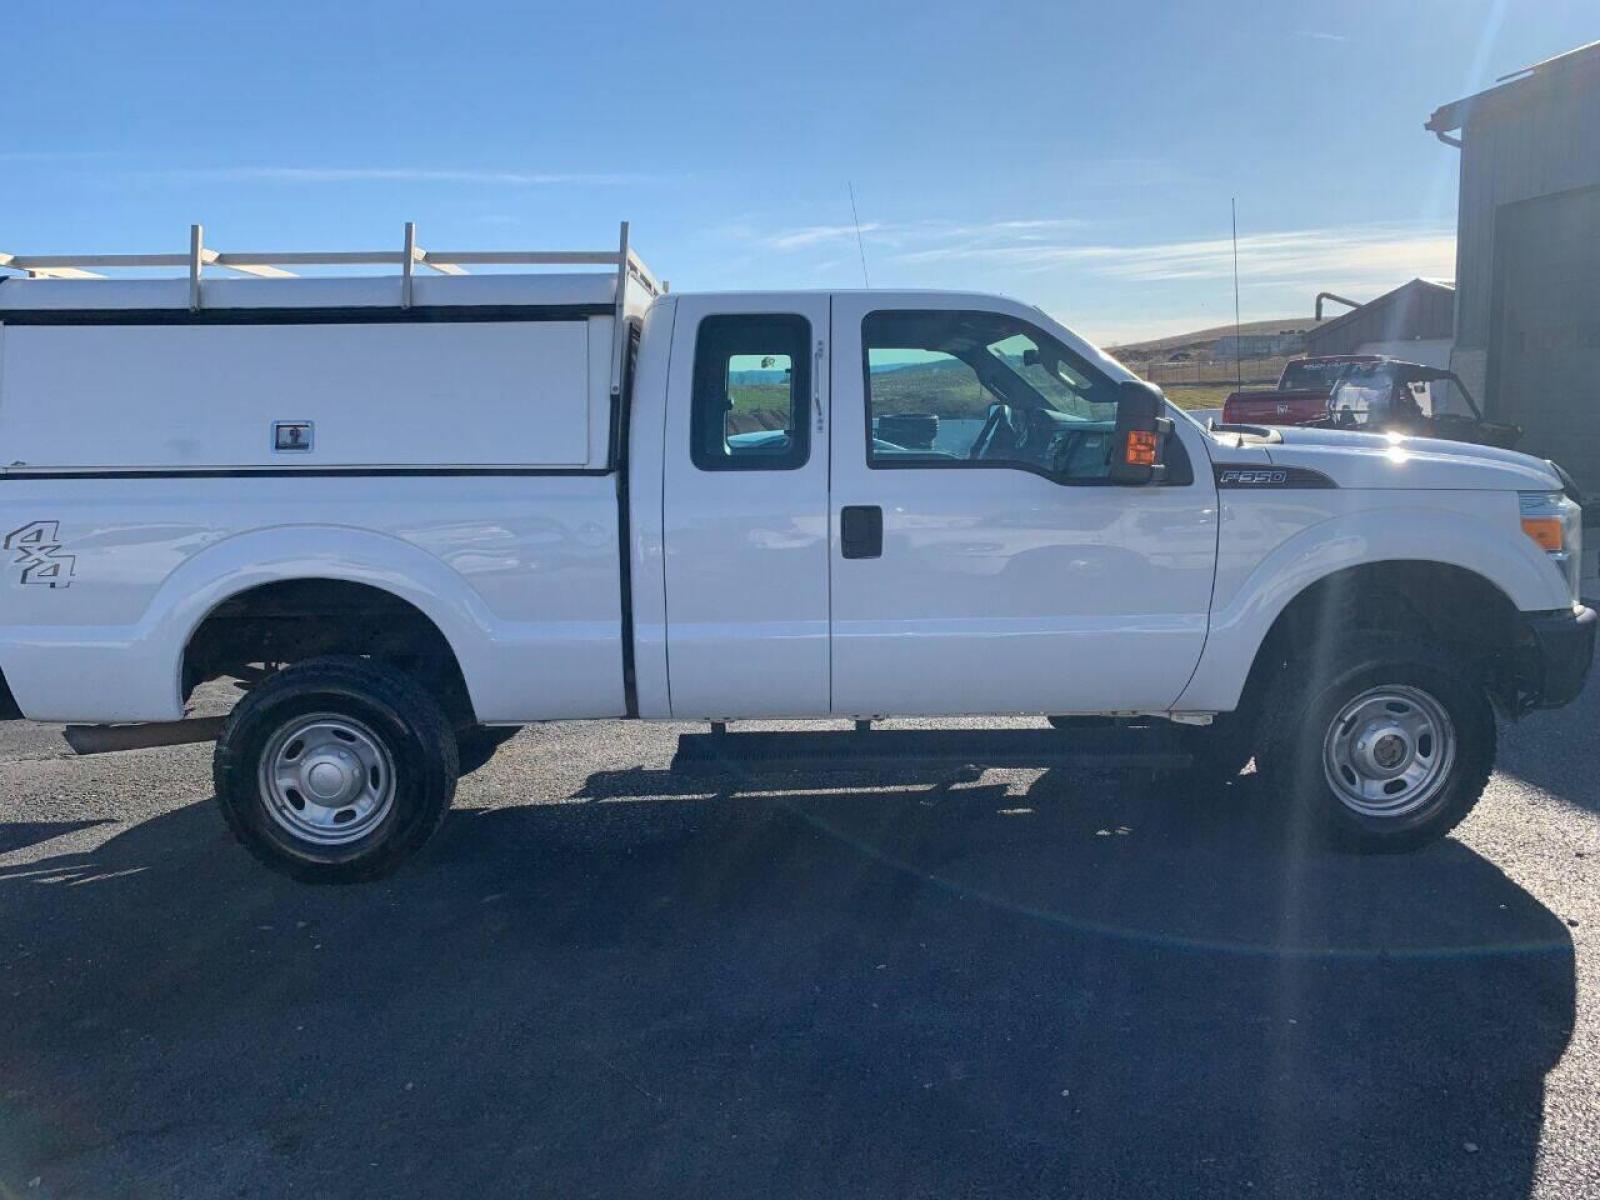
[214,656,459,883]
[1256,633,1494,851]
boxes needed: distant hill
[1110,317,1327,362]
[728,357,994,426]
[871,357,973,374]
[728,368,792,385]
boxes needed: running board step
[63,717,226,755]
[671,727,1191,771]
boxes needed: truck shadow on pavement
[1494,702,1600,814]
[0,819,111,856]
[0,759,1577,1199]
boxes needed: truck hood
[1253,426,1563,491]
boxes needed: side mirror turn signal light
[1125,430,1158,466]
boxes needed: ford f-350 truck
[0,223,1590,881]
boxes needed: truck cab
[630,290,1215,722]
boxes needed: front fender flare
[1176,502,1566,713]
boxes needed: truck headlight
[1520,491,1583,605]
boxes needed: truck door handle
[813,339,825,433]
[840,505,882,559]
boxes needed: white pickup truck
[0,223,1590,881]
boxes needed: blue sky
[3,0,1595,343]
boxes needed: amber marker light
[1521,516,1564,552]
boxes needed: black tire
[1255,632,1494,852]
[456,725,520,776]
[214,655,459,883]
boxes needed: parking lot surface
[1,675,1597,1198]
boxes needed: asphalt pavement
[1,638,1596,1197]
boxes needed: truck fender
[157,524,501,716]
[1176,504,1566,713]
[0,525,504,723]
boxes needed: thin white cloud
[139,166,645,186]
[752,217,1087,253]
[725,217,1453,344]
[765,222,886,250]
[1295,30,1349,42]
[887,223,1455,288]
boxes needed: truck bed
[0,272,640,724]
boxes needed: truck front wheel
[1257,633,1495,851]
[214,656,459,883]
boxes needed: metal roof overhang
[1427,38,1600,135]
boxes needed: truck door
[828,293,1218,716]
[660,295,832,717]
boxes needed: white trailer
[0,222,1589,880]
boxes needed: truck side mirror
[1107,380,1172,485]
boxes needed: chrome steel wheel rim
[1321,685,1456,819]
[258,713,396,846]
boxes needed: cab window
[691,314,810,471]
[862,309,1123,482]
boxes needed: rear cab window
[691,314,811,471]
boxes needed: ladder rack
[0,220,663,310]
[0,220,663,412]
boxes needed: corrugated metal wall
[1450,68,1600,407]
[1304,284,1455,356]
[1487,185,1600,491]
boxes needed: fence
[1138,355,1291,388]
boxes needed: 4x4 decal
[5,520,76,588]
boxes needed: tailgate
[1222,389,1326,424]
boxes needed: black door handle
[840,505,882,559]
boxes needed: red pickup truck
[1220,355,1381,426]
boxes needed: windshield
[1332,366,1437,424]
[1330,380,1390,424]
[984,332,1112,420]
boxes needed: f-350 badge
[5,521,76,588]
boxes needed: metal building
[1428,39,1600,491]
[1303,278,1456,366]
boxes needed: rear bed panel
[0,473,625,723]
[1222,390,1327,426]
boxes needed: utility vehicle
[0,223,1589,880]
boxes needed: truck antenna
[1231,197,1243,391]
[848,182,871,288]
